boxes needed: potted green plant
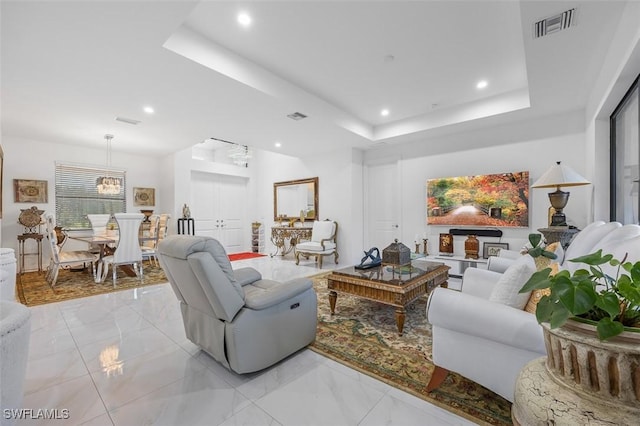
[521,233,558,260]
[519,249,640,410]
[520,249,640,340]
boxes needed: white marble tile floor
[19,256,472,425]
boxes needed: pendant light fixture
[96,134,122,195]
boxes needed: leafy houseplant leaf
[595,292,622,318]
[520,268,552,293]
[557,281,597,315]
[569,250,613,266]
[535,296,556,323]
[596,317,625,340]
[528,233,542,248]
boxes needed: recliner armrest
[233,267,262,286]
[244,278,314,310]
[427,287,545,354]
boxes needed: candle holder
[423,238,429,256]
[415,243,420,254]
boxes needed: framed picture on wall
[483,242,509,258]
[133,187,155,206]
[14,179,48,203]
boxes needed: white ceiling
[0,1,627,159]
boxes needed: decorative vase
[542,320,640,409]
[464,235,479,259]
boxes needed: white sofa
[0,301,31,425]
[426,221,640,402]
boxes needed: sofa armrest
[426,287,545,354]
[244,278,314,310]
[233,267,262,286]
[487,256,515,273]
[460,268,502,299]
[499,249,522,260]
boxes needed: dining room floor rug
[228,252,267,261]
[16,263,169,307]
[309,273,512,426]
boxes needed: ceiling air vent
[115,116,141,125]
[533,8,575,39]
[287,112,307,121]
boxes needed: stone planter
[542,320,640,410]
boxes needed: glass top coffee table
[327,260,449,336]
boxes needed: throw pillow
[488,257,536,309]
[524,262,559,314]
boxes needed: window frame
[55,162,127,229]
[610,74,640,224]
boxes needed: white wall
[364,114,589,255]
[1,136,167,271]
[252,147,363,264]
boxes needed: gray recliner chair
[157,235,317,374]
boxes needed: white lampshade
[532,161,591,188]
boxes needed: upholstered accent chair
[157,235,317,374]
[426,221,640,402]
[295,220,338,269]
[0,301,31,426]
[99,213,144,287]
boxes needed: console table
[270,226,312,257]
[418,255,487,278]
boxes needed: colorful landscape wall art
[427,171,529,227]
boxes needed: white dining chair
[44,215,97,287]
[99,213,144,287]
[141,215,160,266]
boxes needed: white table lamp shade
[532,161,591,188]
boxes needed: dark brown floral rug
[309,273,512,426]
[17,264,168,307]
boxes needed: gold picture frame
[133,187,155,206]
[14,179,48,203]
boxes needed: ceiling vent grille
[287,112,307,121]
[115,116,141,125]
[533,8,575,38]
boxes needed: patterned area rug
[17,264,168,307]
[309,273,512,426]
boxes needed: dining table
[67,233,156,283]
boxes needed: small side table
[17,233,43,274]
[537,226,579,250]
[177,218,195,235]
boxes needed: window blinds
[55,163,127,228]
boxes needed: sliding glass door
[610,75,639,224]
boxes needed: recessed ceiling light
[476,80,488,89]
[237,12,252,27]
[275,142,282,148]
[143,106,154,114]
[381,109,390,117]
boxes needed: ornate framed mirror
[273,177,318,222]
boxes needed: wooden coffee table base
[328,262,449,336]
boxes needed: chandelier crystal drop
[96,134,122,195]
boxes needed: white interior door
[217,175,247,253]
[190,171,248,253]
[366,162,401,251]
